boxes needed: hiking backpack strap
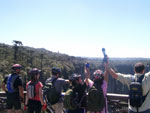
[77,93,86,108]
[52,77,61,96]
[52,78,58,88]
[135,75,144,113]
[136,75,149,101]
[135,75,149,113]
[52,78,57,84]
[136,75,144,83]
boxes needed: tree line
[0,41,150,94]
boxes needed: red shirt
[26,81,43,101]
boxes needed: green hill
[1,42,150,94]
[0,42,100,84]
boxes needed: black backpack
[64,89,79,110]
[87,78,105,112]
[129,75,148,111]
[43,78,60,105]
[64,87,86,110]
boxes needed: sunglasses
[94,73,103,77]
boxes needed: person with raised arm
[84,62,109,113]
[105,57,150,113]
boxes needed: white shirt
[117,72,150,112]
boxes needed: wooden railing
[0,91,129,112]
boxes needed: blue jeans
[129,109,150,113]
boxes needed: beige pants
[52,102,63,113]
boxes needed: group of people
[1,64,46,113]
[1,57,150,113]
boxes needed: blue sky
[0,0,150,58]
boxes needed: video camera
[102,48,108,65]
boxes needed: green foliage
[0,43,90,84]
[0,43,150,94]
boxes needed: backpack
[64,89,80,110]
[7,74,19,93]
[43,78,60,105]
[27,81,37,99]
[129,75,148,109]
[87,85,105,112]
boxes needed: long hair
[30,73,39,82]
[29,68,40,82]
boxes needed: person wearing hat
[67,73,88,113]
[45,67,69,113]
[25,68,46,113]
[84,63,109,113]
[1,64,24,113]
